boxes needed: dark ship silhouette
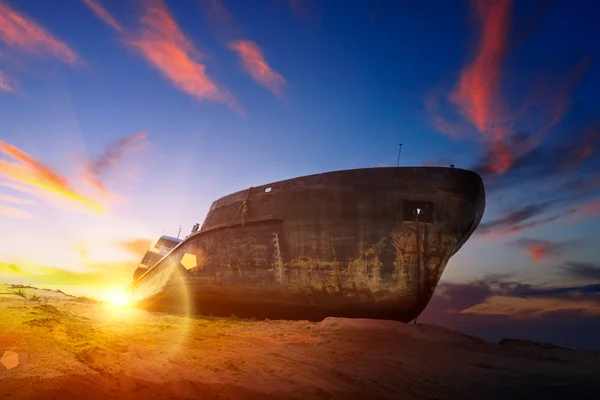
[126,166,485,322]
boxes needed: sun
[103,290,130,307]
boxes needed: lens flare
[103,289,130,307]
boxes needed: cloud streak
[425,0,516,173]
[0,204,33,219]
[0,68,15,92]
[82,0,241,113]
[0,141,105,213]
[0,132,149,216]
[80,132,148,197]
[431,4,599,238]
[577,199,600,217]
[120,238,153,256]
[511,238,580,263]
[81,0,123,32]
[0,193,34,205]
[0,2,80,64]
[560,262,600,281]
[476,192,600,236]
[425,274,600,320]
[476,201,562,236]
[128,0,241,113]
[282,0,321,24]
[449,0,511,144]
[198,0,242,41]
[427,0,591,182]
[229,40,286,97]
[474,120,600,189]
[453,2,589,176]
[200,1,287,99]
[0,180,37,195]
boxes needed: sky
[1,0,599,348]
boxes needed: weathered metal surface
[126,166,485,322]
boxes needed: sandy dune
[1,284,599,399]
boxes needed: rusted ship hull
[127,167,485,322]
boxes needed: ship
[126,166,485,322]
[134,235,182,280]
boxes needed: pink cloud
[81,0,123,32]
[426,1,589,177]
[0,204,33,219]
[0,2,80,65]
[0,194,34,205]
[0,68,16,92]
[128,0,242,113]
[229,40,286,97]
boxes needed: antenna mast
[177,225,182,239]
[396,143,403,167]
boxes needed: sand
[1,284,599,399]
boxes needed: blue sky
[1,0,599,348]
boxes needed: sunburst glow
[103,289,131,307]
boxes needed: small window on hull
[402,200,434,223]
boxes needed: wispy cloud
[0,193,34,205]
[425,275,600,319]
[128,0,242,113]
[426,0,515,170]
[476,201,562,236]
[229,40,286,97]
[424,0,597,243]
[0,2,81,95]
[449,0,511,145]
[81,0,123,32]
[0,2,80,64]
[198,0,242,41]
[515,283,600,301]
[82,0,241,113]
[427,0,590,176]
[511,238,580,263]
[120,238,153,256]
[0,68,16,92]
[474,120,600,192]
[476,193,600,237]
[80,132,148,197]
[0,204,33,219]
[199,1,287,99]
[0,180,36,194]
[0,132,150,216]
[577,199,600,217]
[451,1,589,176]
[0,141,105,213]
[423,90,472,140]
[560,262,600,281]
[282,0,321,24]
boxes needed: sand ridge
[1,284,599,399]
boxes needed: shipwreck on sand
[126,166,485,322]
